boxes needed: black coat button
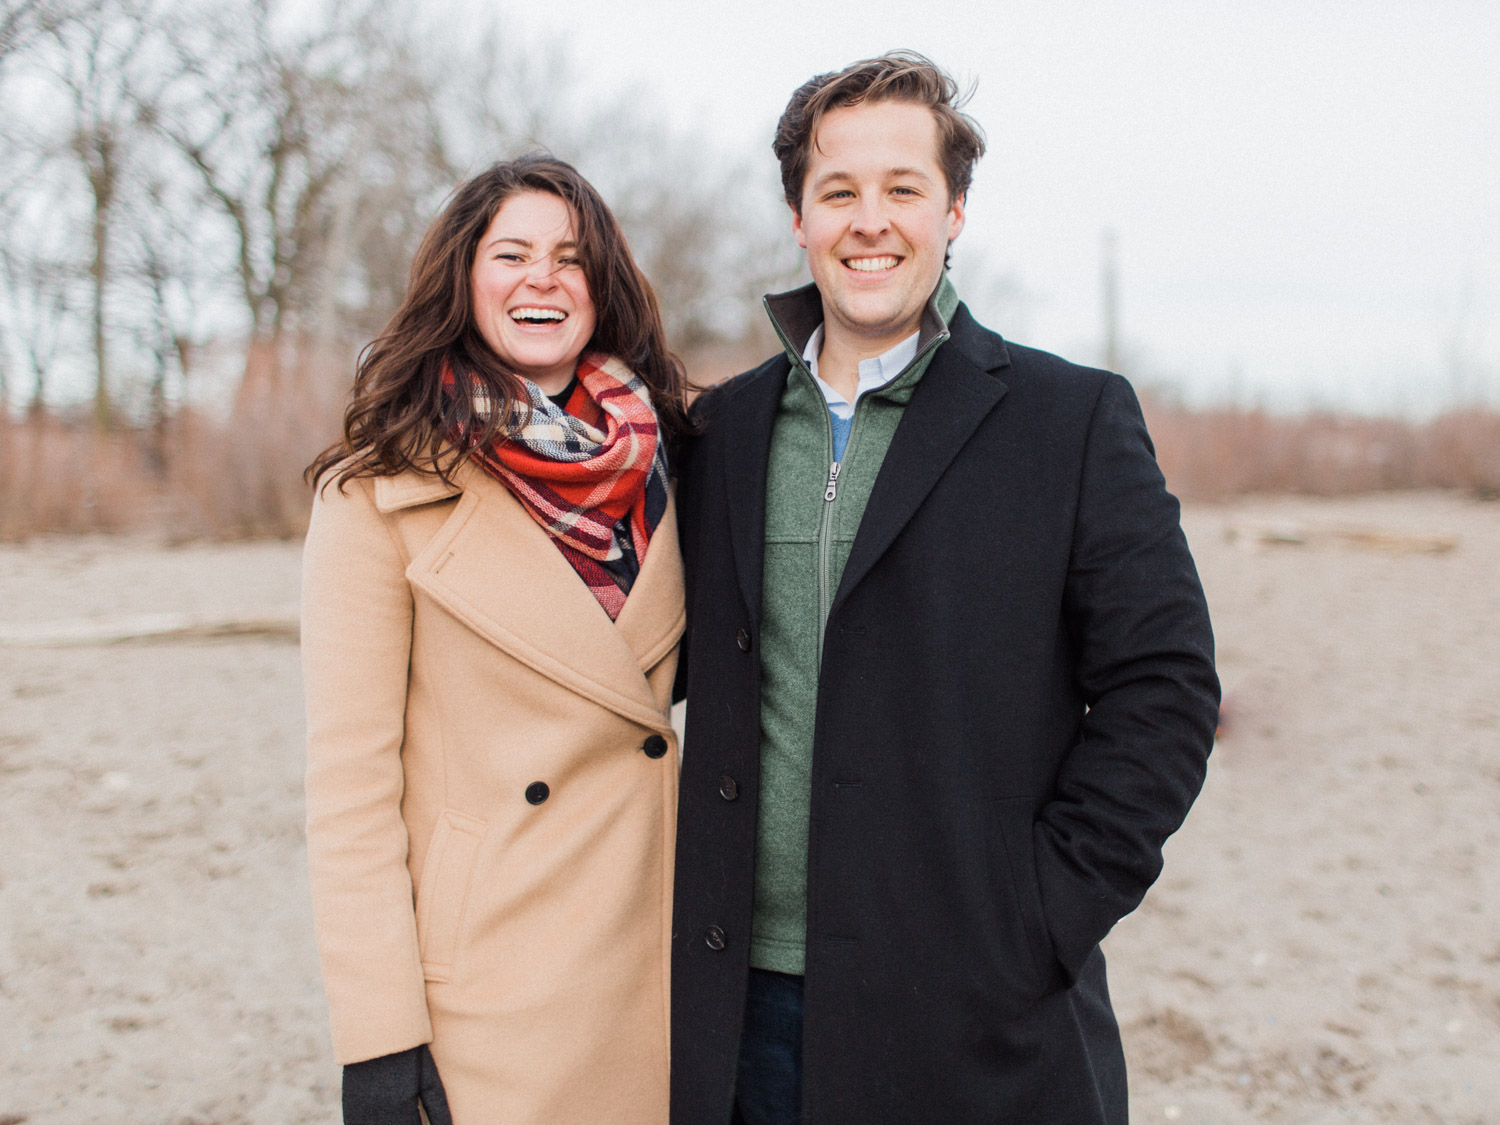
[525,781,549,805]
[719,775,739,801]
[642,734,668,759]
[736,628,751,652]
[704,925,727,951]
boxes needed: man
[672,51,1219,1124]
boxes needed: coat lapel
[718,362,787,629]
[398,462,677,736]
[831,307,1011,615]
[613,493,687,675]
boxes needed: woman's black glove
[342,1043,453,1125]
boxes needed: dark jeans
[733,968,805,1125]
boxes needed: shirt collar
[801,325,922,417]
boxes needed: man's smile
[842,255,901,273]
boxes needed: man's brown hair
[773,50,987,213]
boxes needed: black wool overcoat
[670,303,1220,1124]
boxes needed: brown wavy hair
[307,155,691,490]
[773,50,987,212]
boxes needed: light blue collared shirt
[801,325,921,461]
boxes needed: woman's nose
[524,259,558,288]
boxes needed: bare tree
[149,0,451,383]
[0,0,809,491]
[153,1,335,350]
[304,19,455,350]
[35,0,175,426]
[0,0,72,70]
[0,224,74,416]
[0,83,77,417]
[120,164,212,467]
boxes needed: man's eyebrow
[808,167,936,194]
[808,170,854,194]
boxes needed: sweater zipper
[816,414,838,667]
[816,400,867,666]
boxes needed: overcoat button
[704,925,727,951]
[643,734,668,759]
[736,628,751,652]
[719,775,739,801]
[525,781,549,805]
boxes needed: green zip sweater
[751,274,960,974]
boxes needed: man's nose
[850,196,891,237]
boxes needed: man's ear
[947,192,966,243]
[791,202,808,250]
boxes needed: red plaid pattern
[449,353,667,620]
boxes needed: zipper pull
[824,461,841,502]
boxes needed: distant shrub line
[1140,393,1500,503]
[3,375,1497,540]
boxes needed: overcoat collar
[832,302,1010,613]
[377,461,683,736]
[719,296,1012,626]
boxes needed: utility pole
[1101,228,1120,373]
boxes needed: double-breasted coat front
[301,459,683,1123]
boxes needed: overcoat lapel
[613,495,687,676]
[832,313,1010,615]
[719,362,788,629]
[393,463,680,735]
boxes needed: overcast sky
[488,0,1499,415]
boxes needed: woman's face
[471,190,597,395]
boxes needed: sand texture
[1,493,1497,1123]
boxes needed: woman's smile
[471,190,596,396]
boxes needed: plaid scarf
[447,353,668,620]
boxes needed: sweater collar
[763,273,960,375]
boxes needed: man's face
[793,99,965,352]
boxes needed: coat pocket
[991,796,1059,998]
[415,809,487,983]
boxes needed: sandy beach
[1,491,1496,1123]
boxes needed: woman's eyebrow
[481,236,579,251]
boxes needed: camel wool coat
[301,459,684,1124]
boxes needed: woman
[301,156,691,1124]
